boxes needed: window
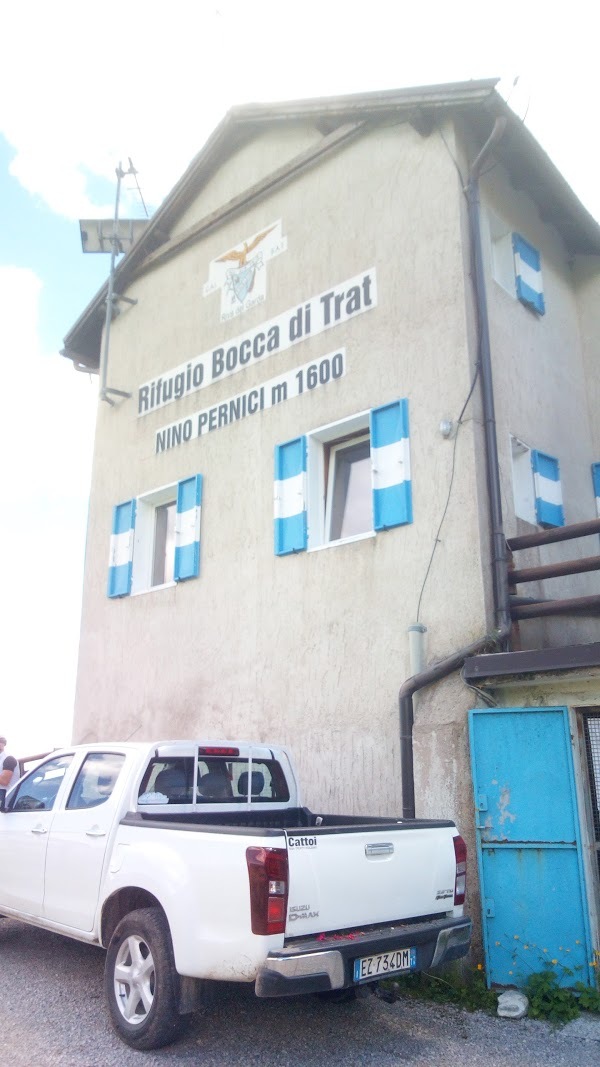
[137,754,290,806]
[8,755,73,812]
[489,214,545,315]
[274,400,412,555]
[510,436,564,527]
[325,434,372,541]
[66,752,125,810]
[152,501,176,586]
[108,474,202,597]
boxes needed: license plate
[353,947,416,982]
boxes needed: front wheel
[104,907,189,1050]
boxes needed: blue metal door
[469,706,594,987]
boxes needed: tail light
[453,835,467,905]
[246,846,288,935]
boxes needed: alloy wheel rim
[113,934,156,1025]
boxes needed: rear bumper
[255,915,472,998]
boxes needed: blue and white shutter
[512,234,545,314]
[531,450,564,527]
[274,437,307,555]
[174,474,202,581]
[592,463,600,518]
[108,500,136,598]
[370,399,412,530]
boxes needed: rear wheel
[104,907,189,1050]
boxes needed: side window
[510,437,564,528]
[489,214,545,315]
[513,234,545,315]
[274,400,412,554]
[9,755,73,813]
[108,474,202,597]
[66,752,126,810]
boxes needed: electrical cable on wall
[415,363,481,623]
[414,121,487,623]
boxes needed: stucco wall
[477,158,600,648]
[73,111,598,845]
[573,257,600,457]
[171,124,324,239]
[74,118,488,825]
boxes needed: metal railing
[507,517,600,621]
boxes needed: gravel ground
[1,918,598,1066]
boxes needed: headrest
[238,770,265,797]
[197,770,232,799]
[155,766,186,790]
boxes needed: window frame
[324,432,372,544]
[488,213,545,314]
[132,483,178,594]
[510,435,537,525]
[510,435,564,528]
[109,474,202,598]
[307,411,374,551]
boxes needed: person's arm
[0,756,17,788]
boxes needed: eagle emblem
[203,220,287,322]
[218,225,276,304]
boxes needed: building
[62,79,600,984]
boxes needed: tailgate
[284,824,457,937]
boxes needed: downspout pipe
[399,117,511,819]
[399,632,502,818]
[465,115,511,639]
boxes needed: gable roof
[62,78,600,370]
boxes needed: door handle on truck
[31,826,47,835]
[365,842,394,857]
[85,828,106,837]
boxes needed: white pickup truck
[0,740,471,1050]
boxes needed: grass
[379,963,600,1025]
[379,965,498,1014]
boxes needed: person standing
[0,736,20,791]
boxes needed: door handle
[85,829,106,837]
[31,826,47,835]
[365,842,394,857]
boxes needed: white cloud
[0,266,97,756]
[2,1,599,221]
[0,0,598,761]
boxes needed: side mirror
[0,788,6,813]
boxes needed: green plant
[490,933,600,1023]
[574,980,600,1014]
[380,965,498,1014]
[524,967,580,1024]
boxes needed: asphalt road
[1,918,597,1066]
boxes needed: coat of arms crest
[203,220,287,322]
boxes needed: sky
[1,0,599,759]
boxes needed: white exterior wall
[573,257,600,458]
[73,112,599,848]
[75,118,488,824]
[478,160,600,648]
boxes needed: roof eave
[62,79,600,369]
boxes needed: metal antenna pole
[99,161,135,406]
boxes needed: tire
[104,907,189,1050]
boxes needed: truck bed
[123,808,455,833]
